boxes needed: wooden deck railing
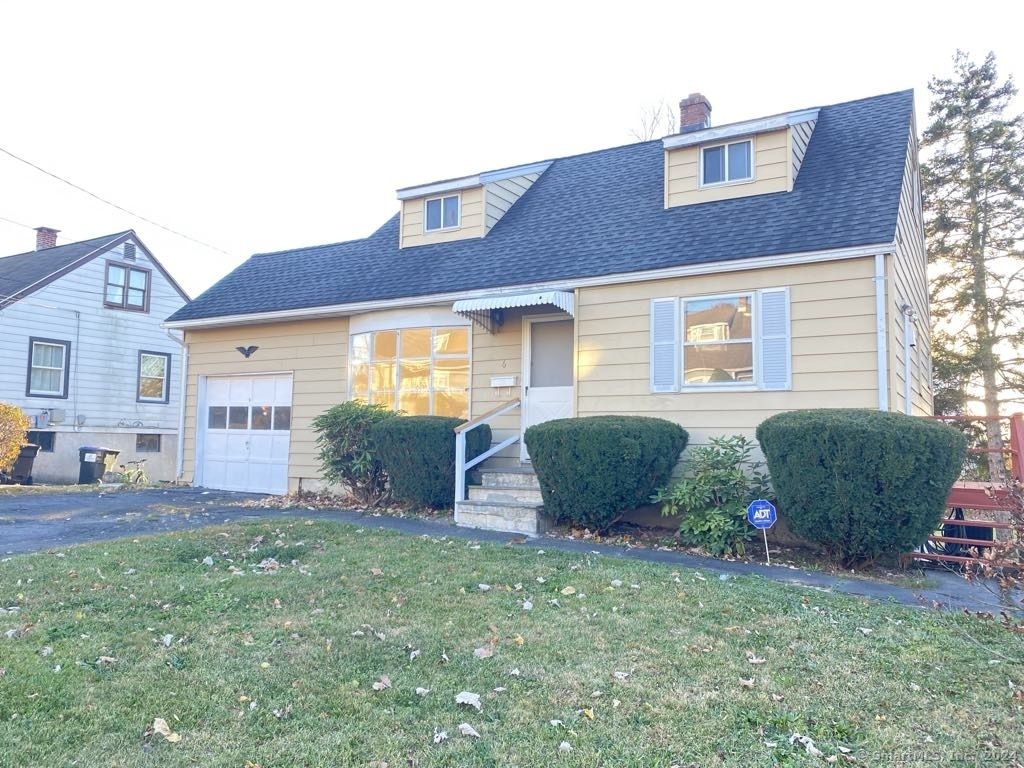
[454,398,521,503]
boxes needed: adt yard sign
[746,499,777,530]
[747,499,777,564]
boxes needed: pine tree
[922,51,1024,480]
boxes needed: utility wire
[0,144,236,257]
[0,214,35,231]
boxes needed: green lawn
[0,520,1021,767]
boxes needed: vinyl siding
[400,186,486,248]
[484,173,542,233]
[181,318,349,491]
[470,308,527,458]
[791,119,816,182]
[665,128,790,208]
[888,127,932,416]
[0,240,186,481]
[575,257,879,446]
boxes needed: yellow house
[165,89,931,535]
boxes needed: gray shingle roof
[0,232,133,306]
[168,90,913,324]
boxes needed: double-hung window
[105,262,150,311]
[702,139,753,185]
[138,351,171,403]
[26,338,70,398]
[424,195,460,231]
[650,288,790,392]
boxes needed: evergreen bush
[313,401,397,506]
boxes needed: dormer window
[425,195,460,231]
[702,140,752,186]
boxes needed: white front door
[200,375,293,494]
[521,317,574,461]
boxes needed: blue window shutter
[650,298,679,392]
[758,288,791,390]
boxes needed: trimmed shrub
[313,401,398,506]
[371,416,491,509]
[756,409,967,566]
[524,416,688,532]
[653,435,771,556]
[0,402,29,473]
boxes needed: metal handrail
[454,398,521,503]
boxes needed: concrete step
[467,484,544,504]
[477,468,540,490]
[455,499,550,536]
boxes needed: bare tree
[630,101,678,141]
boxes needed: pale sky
[1,0,1021,298]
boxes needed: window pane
[106,284,125,304]
[433,358,469,391]
[728,141,752,180]
[107,265,126,286]
[398,391,430,416]
[30,368,60,393]
[684,297,752,342]
[208,406,227,429]
[141,354,167,378]
[136,434,161,452]
[425,198,442,230]
[350,361,369,397]
[400,328,431,358]
[434,327,468,355]
[703,146,725,184]
[442,196,459,228]
[433,390,469,419]
[370,361,396,391]
[251,405,272,429]
[373,331,397,360]
[127,288,146,308]
[139,376,165,399]
[398,359,430,391]
[372,390,396,410]
[128,269,147,289]
[33,343,63,368]
[351,333,370,361]
[228,406,249,429]
[684,342,754,383]
[273,406,291,430]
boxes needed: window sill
[680,384,760,393]
[698,177,755,190]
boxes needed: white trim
[423,194,461,232]
[521,313,572,462]
[349,306,469,335]
[874,253,889,411]
[176,342,188,480]
[662,108,820,149]
[397,174,480,200]
[680,292,755,387]
[479,161,552,183]
[164,242,894,330]
[699,138,754,187]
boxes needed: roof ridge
[0,229,134,261]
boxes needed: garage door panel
[201,375,292,495]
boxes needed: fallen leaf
[415,687,430,697]
[857,627,873,636]
[790,732,824,758]
[368,761,388,768]
[610,579,623,587]
[163,634,174,648]
[493,686,507,693]
[96,656,116,666]
[478,584,491,592]
[433,729,448,744]
[409,648,421,661]
[369,568,384,577]
[165,733,182,743]
[746,651,767,664]
[509,668,521,677]
[771,693,785,702]
[455,691,482,711]
[39,646,53,657]
[582,707,594,720]
[522,600,533,611]
[152,718,172,737]
[457,723,481,738]
[560,586,576,596]
[612,671,629,680]
[739,678,755,689]
[559,741,573,753]
[550,719,564,727]
[202,556,214,566]
[473,646,494,659]
[371,675,392,691]
[512,634,525,646]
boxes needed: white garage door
[201,375,292,494]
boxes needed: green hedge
[524,416,688,531]
[756,409,966,566]
[371,416,491,509]
[313,401,397,506]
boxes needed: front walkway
[0,488,1014,614]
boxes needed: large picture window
[350,326,469,418]
[26,337,70,398]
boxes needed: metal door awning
[453,290,574,333]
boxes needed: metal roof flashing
[662,108,820,150]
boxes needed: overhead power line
[0,144,235,257]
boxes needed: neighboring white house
[0,228,189,483]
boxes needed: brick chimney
[679,93,712,133]
[35,227,59,250]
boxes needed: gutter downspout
[874,253,889,412]
[166,330,187,481]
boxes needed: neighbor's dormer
[662,93,819,208]
[397,161,551,248]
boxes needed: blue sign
[747,499,777,530]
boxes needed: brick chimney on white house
[679,93,711,133]
[35,227,59,250]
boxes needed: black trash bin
[78,446,121,484]
[11,444,40,485]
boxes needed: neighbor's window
[26,338,70,398]
[136,434,161,452]
[424,195,460,231]
[27,430,55,452]
[105,262,150,311]
[137,351,171,403]
[683,294,753,384]
[702,140,753,185]
[350,326,469,418]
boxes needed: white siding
[0,239,187,479]
[791,119,816,182]
[484,173,541,232]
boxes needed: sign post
[746,499,777,565]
